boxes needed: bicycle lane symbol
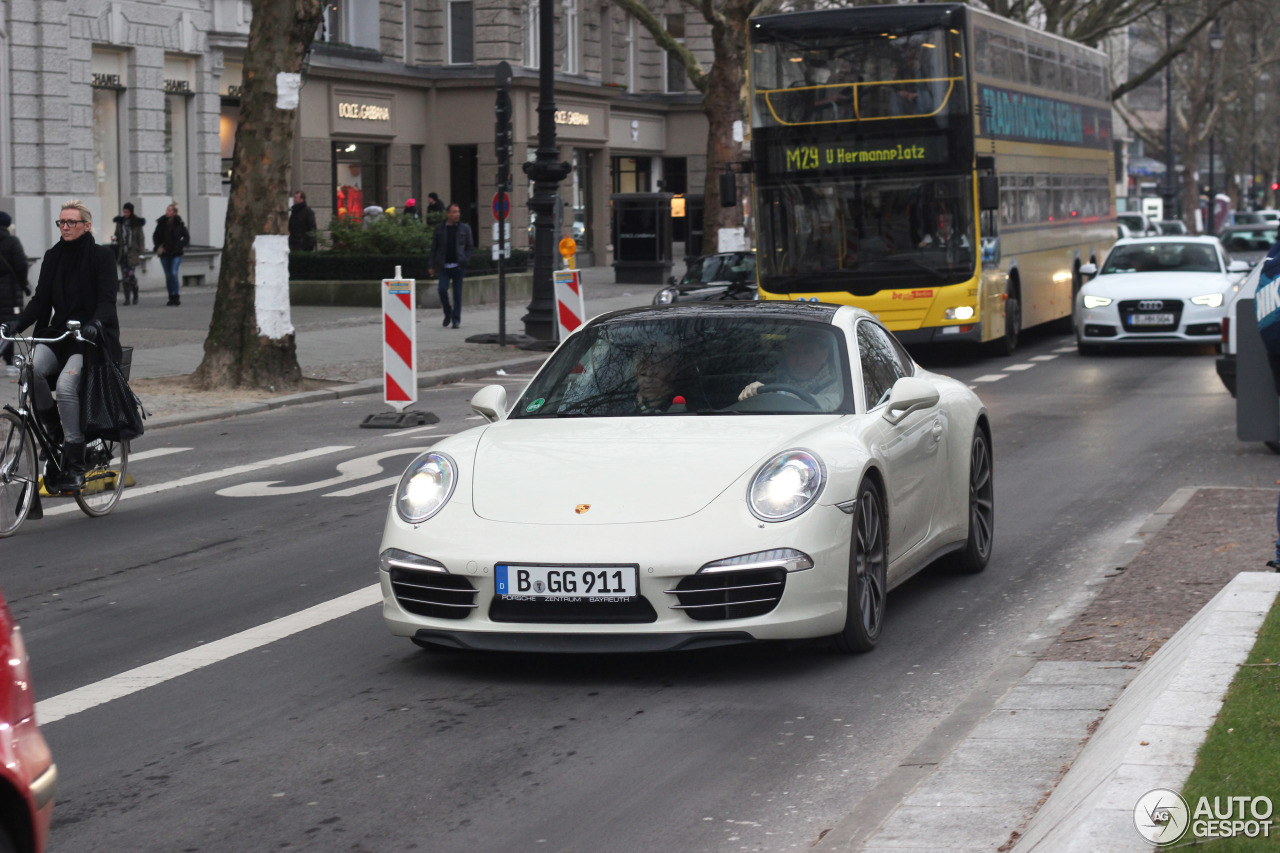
[216,448,431,498]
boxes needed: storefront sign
[92,73,123,90]
[333,91,395,134]
[164,79,192,94]
[338,102,391,121]
[555,110,590,127]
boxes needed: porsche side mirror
[1227,259,1251,273]
[1079,263,1098,277]
[882,376,940,425]
[471,385,508,422]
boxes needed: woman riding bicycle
[0,199,121,493]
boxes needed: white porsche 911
[379,303,993,654]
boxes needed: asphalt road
[6,328,1274,853]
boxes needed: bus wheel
[989,284,1020,356]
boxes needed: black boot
[48,442,85,493]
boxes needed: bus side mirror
[720,172,737,208]
[979,175,999,211]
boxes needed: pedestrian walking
[425,193,445,215]
[289,191,317,252]
[152,201,190,306]
[428,204,474,329]
[1255,233,1280,571]
[0,211,30,376]
[111,202,146,305]
[403,198,420,220]
[0,200,121,492]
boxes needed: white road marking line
[128,447,192,462]
[971,374,1009,383]
[35,584,382,725]
[1030,355,1059,361]
[373,426,444,438]
[217,448,428,497]
[1053,346,1076,353]
[325,475,400,498]
[42,446,355,516]
[1003,364,1035,371]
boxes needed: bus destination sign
[765,136,949,178]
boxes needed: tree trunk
[192,0,322,391]
[701,1,751,253]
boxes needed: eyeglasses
[55,219,87,228]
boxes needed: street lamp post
[1162,12,1177,221]
[520,0,572,341]
[1206,21,1223,234]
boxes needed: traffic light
[495,90,513,193]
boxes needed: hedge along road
[1,337,1268,853]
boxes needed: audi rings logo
[1138,300,1164,312]
[1135,789,1190,845]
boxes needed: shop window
[333,142,388,220]
[524,0,539,69]
[321,0,379,50]
[92,85,123,218]
[164,93,191,204]
[220,98,240,197]
[449,0,475,65]
[611,156,651,194]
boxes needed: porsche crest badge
[575,504,591,514]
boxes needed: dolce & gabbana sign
[332,91,395,133]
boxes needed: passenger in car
[633,347,688,414]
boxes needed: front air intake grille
[489,596,658,624]
[668,568,787,622]
[390,568,477,620]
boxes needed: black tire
[950,427,994,574]
[0,412,37,538]
[1265,441,1280,455]
[834,478,888,653]
[990,283,1020,356]
[1076,339,1103,356]
[76,438,129,517]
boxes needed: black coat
[289,202,317,251]
[12,233,122,364]
[0,231,29,315]
[152,215,190,258]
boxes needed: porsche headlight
[748,450,825,522]
[653,288,678,305]
[1190,292,1224,307]
[1082,295,1113,309]
[395,452,457,523]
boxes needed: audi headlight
[748,450,825,522]
[653,288,678,305]
[395,452,457,523]
[1190,292,1224,307]
[1082,295,1113,309]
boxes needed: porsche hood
[469,417,831,524]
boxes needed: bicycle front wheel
[76,438,129,517]
[0,412,38,537]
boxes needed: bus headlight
[1082,295,1113,309]
[945,306,975,320]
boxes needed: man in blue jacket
[428,204,474,329]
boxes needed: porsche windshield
[510,316,852,417]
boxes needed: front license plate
[495,565,638,601]
[1128,313,1175,326]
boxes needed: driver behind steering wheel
[738,332,842,409]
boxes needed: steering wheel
[756,383,820,407]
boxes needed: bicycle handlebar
[0,328,83,345]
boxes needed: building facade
[0,0,714,282]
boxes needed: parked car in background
[1155,219,1188,236]
[1117,212,1160,237]
[0,592,55,853]
[1215,260,1262,397]
[1075,237,1251,354]
[1229,210,1280,226]
[653,251,756,305]
[1218,224,1279,267]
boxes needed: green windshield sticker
[526,398,546,412]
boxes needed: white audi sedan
[379,303,992,654]
[1075,236,1250,354]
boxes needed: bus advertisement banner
[977,84,1112,150]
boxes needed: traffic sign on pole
[492,192,510,220]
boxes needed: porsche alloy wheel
[835,478,887,653]
[951,428,994,574]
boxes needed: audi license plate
[495,565,638,601]
[1129,313,1175,326]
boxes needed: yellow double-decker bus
[747,3,1115,354]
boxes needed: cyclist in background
[0,199,121,492]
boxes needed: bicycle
[0,321,130,536]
